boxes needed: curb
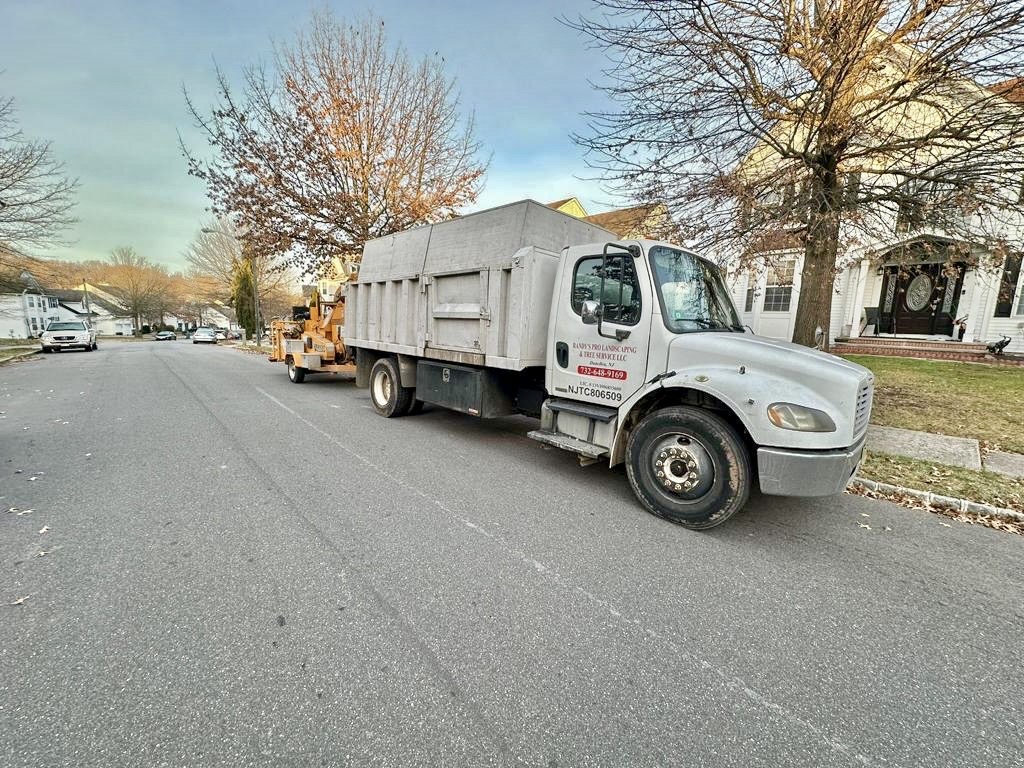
[0,349,40,365]
[849,478,1024,523]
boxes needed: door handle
[556,342,568,368]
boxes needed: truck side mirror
[581,300,600,325]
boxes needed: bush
[141,324,151,335]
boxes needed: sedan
[191,327,218,344]
[154,331,177,341]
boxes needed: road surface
[1,341,1020,767]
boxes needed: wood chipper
[268,278,355,383]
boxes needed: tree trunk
[792,166,841,351]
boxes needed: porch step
[832,339,1024,365]
[835,337,988,354]
[527,429,609,459]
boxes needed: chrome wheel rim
[651,433,715,500]
[372,369,392,406]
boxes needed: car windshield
[47,322,86,331]
[648,246,743,333]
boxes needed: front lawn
[843,355,1024,453]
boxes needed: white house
[0,289,60,339]
[727,64,1024,354]
[52,289,135,336]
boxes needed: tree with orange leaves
[183,11,487,277]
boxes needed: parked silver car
[40,321,97,352]
[191,327,218,344]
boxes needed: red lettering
[577,365,628,381]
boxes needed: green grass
[844,355,1024,453]
[859,451,1024,513]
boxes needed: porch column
[961,269,988,343]
[847,259,870,338]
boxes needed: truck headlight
[766,403,836,432]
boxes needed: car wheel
[369,357,414,418]
[626,406,751,530]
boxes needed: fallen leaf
[38,525,49,534]
[16,509,33,516]
[859,523,872,530]
[860,513,870,517]
[940,522,952,527]
[7,595,30,606]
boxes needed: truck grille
[54,335,75,341]
[853,378,873,438]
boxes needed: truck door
[548,245,652,407]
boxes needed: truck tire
[287,359,307,384]
[369,357,413,417]
[626,406,751,530]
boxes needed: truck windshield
[648,246,742,333]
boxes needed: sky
[1,0,622,272]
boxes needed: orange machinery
[269,281,355,384]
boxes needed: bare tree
[98,247,171,331]
[182,11,487,277]
[0,95,77,254]
[572,1,1024,349]
[183,216,294,303]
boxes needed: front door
[548,248,651,408]
[878,262,964,335]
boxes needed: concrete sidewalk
[867,424,1024,479]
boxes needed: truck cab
[531,239,872,528]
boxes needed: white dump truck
[339,200,872,529]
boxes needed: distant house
[51,289,135,336]
[546,198,675,240]
[0,288,60,339]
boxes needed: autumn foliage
[183,12,487,277]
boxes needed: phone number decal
[577,365,627,381]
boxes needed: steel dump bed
[345,200,616,369]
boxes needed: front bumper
[42,339,90,350]
[757,433,867,497]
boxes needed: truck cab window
[571,255,642,325]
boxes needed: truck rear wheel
[370,357,413,417]
[287,359,306,383]
[626,406,750,530]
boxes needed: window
[995,253,1022,318]
[571,254,642,325]
[744,288,755,313]
[48,297,58,308]
[27,296,35,308]
[763,258,796,312]
[30,318,38,330]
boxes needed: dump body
[344,200,615,370]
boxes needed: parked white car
[40,320,97,353]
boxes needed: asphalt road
[1,340,1021,768]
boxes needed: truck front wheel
[369,357,413,417]
[626,406,751,530]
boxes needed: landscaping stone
[866,424,982,470]
[983,450,1024,479]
